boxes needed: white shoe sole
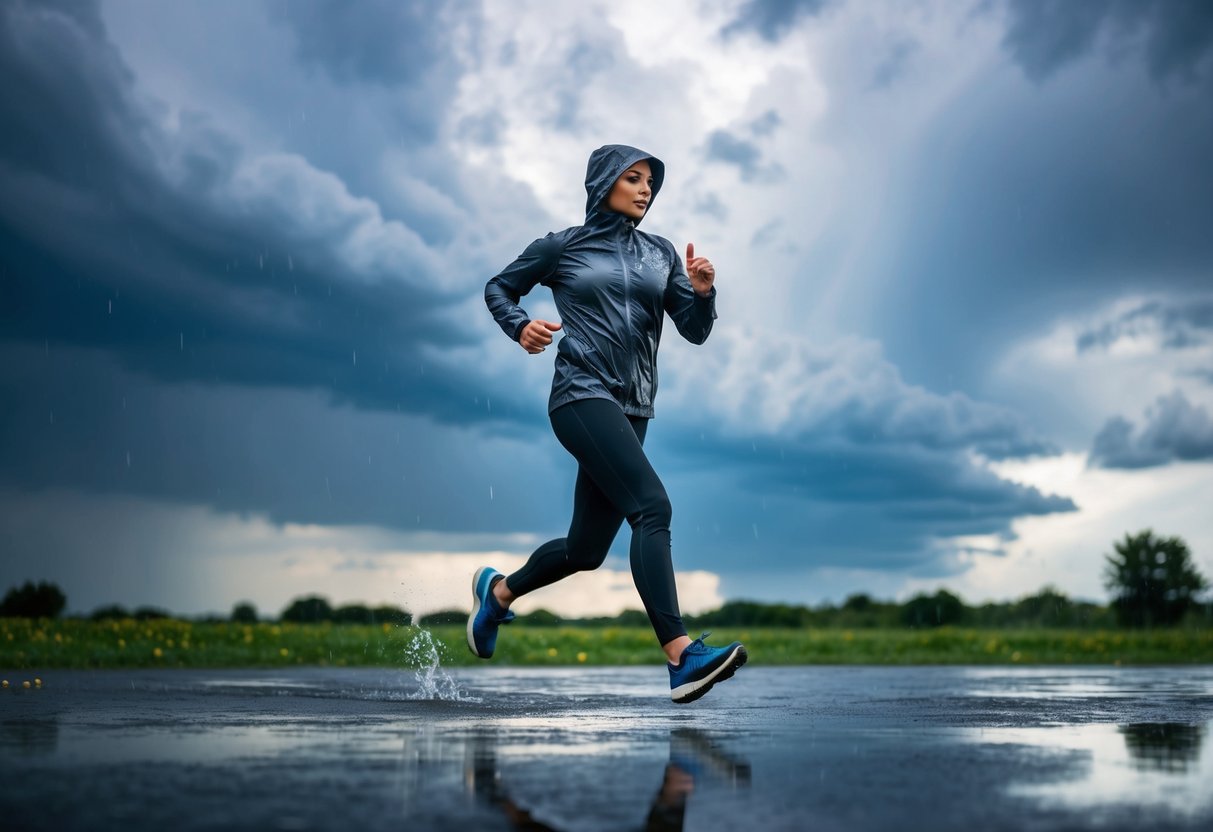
[467,566,490,658]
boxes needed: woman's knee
[631,491,672,531]
[565,544,610,572]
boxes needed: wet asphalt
[2,664,1212,831]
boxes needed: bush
[371,605,412,626]
[901,589,966,628]
[332,604,374,624]
[90,604,131,621]
[281,595,333,623]
[515,608,562,627]
[418,609,465,626]
[0,581,67,619]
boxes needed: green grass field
[3,618,1212,671]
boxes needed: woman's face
[606,160,653,220]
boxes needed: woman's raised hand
[520,319,562,354]
[685,243,716,297]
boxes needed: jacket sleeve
[663,240,717,345]
[484,233,563,342]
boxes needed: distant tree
[901,589,966,628]
[842,593,874,612]
[1012,586,1075,627]
[613,609,651,628]
[418,609,465,626]
[90,604,131,621]
[333,604,374,624]
[515,608,561,627]
[693,600,809,628]
[281,595,334,623]
[1104,530,1208,627]
[0,581,67,618]
[371,605,412,626]
[133,606,170,620]
[231,602,258,623]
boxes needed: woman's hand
[520,319,562,354]
[685,243,715,297]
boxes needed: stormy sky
[2,0,1211,618]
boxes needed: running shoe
[668,633,748,704]
[467,566,515,659]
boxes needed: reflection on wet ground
[417,726,751,832]
[1,665,1212,830]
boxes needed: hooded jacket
[485,144,717,418]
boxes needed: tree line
[3,529,1208,629]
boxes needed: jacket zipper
[616,230,634,401]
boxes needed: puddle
[2,667,1212,830]
[968,722,1213,819]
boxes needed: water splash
[403,628,478,702]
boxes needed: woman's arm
[663,240,717,345]
[484,233,563,343]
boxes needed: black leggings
[506,398,687,646]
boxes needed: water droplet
[403,628,477,702]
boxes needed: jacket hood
[584,144,665,227]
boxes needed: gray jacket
[485,144,717,418]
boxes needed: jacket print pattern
[484,144,717,418]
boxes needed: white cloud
[905,452,1213,603]
[661,327,1046,455]
[992,294,1213,448]
[222,153,446,287]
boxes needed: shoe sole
[671,644,748,704]
[467,566,491,659]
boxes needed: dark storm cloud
[0,342,563,536]
[653,426,1073,574]
[867,42,1213,396]
[0,0,514,432]
[0,1,1084,579]
[1002,0,1213,84]
[642,334,1074,572]
[1090,390,1213,469]
[269,0,473,87]
[1076,298,1213,353]
[722,0,835,41]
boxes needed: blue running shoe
[467,566,515,659]
[668,633,747,704]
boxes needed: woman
[472,144,747,704]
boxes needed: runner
[472,144,747,704]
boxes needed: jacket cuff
[512,319,531,342]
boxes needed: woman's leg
[530,398,687,647]
[504,462,627,597]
